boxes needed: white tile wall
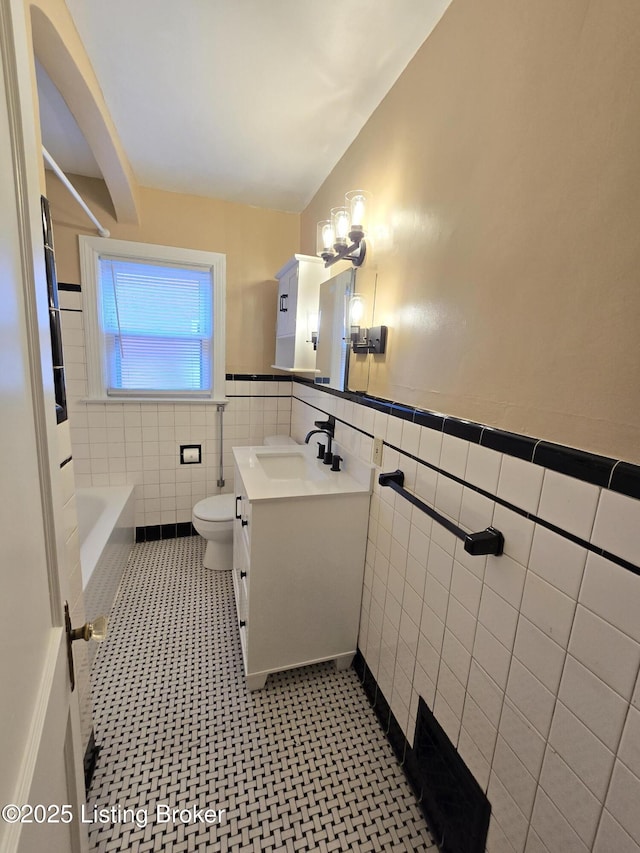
[60,293,292,527]
[291,384,640,853]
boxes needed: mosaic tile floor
[88,537,435,852]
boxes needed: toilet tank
[263,435,297,446]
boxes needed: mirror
[315,268,353,391]
[315,266,380,394]
[346,267,378,393]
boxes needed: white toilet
[192,435,296,570]
[192,493,235,571]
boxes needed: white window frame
[79,236,226,402]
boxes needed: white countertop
[233,443,374,501]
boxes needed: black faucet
[304,418,335,464]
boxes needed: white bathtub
[76,485,134,663]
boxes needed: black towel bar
[378,470,504,557]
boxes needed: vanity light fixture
[348,293,387,354]
[316,190,371,268]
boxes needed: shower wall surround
[291,382,640,853]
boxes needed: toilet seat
[193,493,235,522]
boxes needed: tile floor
[88,537,435,852]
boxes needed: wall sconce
[348,294,387,354]
[316,190,371,268]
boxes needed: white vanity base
[246,673,268,691]
[232,447,373,695]
[334,653,354,672]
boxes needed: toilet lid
[193,493,235,522]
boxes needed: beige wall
[301,0,640,464]
[46,173,299,373]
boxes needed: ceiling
[38,0,452,213]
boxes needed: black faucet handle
[317,442,325,459]
[330,455,342,472]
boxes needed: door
[0,1,87,851]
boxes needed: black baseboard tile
[352,648,366,681]
[361,664,378,706]
[352,651,378,706]
[373,683,391,731]
[144,525,162,542]
[177,521,196,538]
[387,711,407,763]
[83,729,100,795]
[135,523,197,543]
[353,647,490,851]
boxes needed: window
[80,237,225,400]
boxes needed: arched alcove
[29,0,139,224]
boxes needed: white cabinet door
[276,265,298,337]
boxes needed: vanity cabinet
[232,456,371,691]
[272,254,325,373]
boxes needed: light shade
[331,206,351,247]
[349,294,366,325]
[346,190,371,235]
[316,220,334,257]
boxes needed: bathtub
[76,485,135,663]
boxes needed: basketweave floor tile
[88,537,434,852]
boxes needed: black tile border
[292,384,640,576]
[611,462,640,501]
[532,441,617,488]
[414,409,446,431]
[135,523,197,543]
[291,377,640,501]
[226,373,293,382]
[480,427,537,461]
[443,417,484,444]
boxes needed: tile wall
[58,285,292,531]
[291,382,640,853]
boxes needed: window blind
[99,258,213,393]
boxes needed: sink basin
[233,444,373,501]
[255,451,328,481]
